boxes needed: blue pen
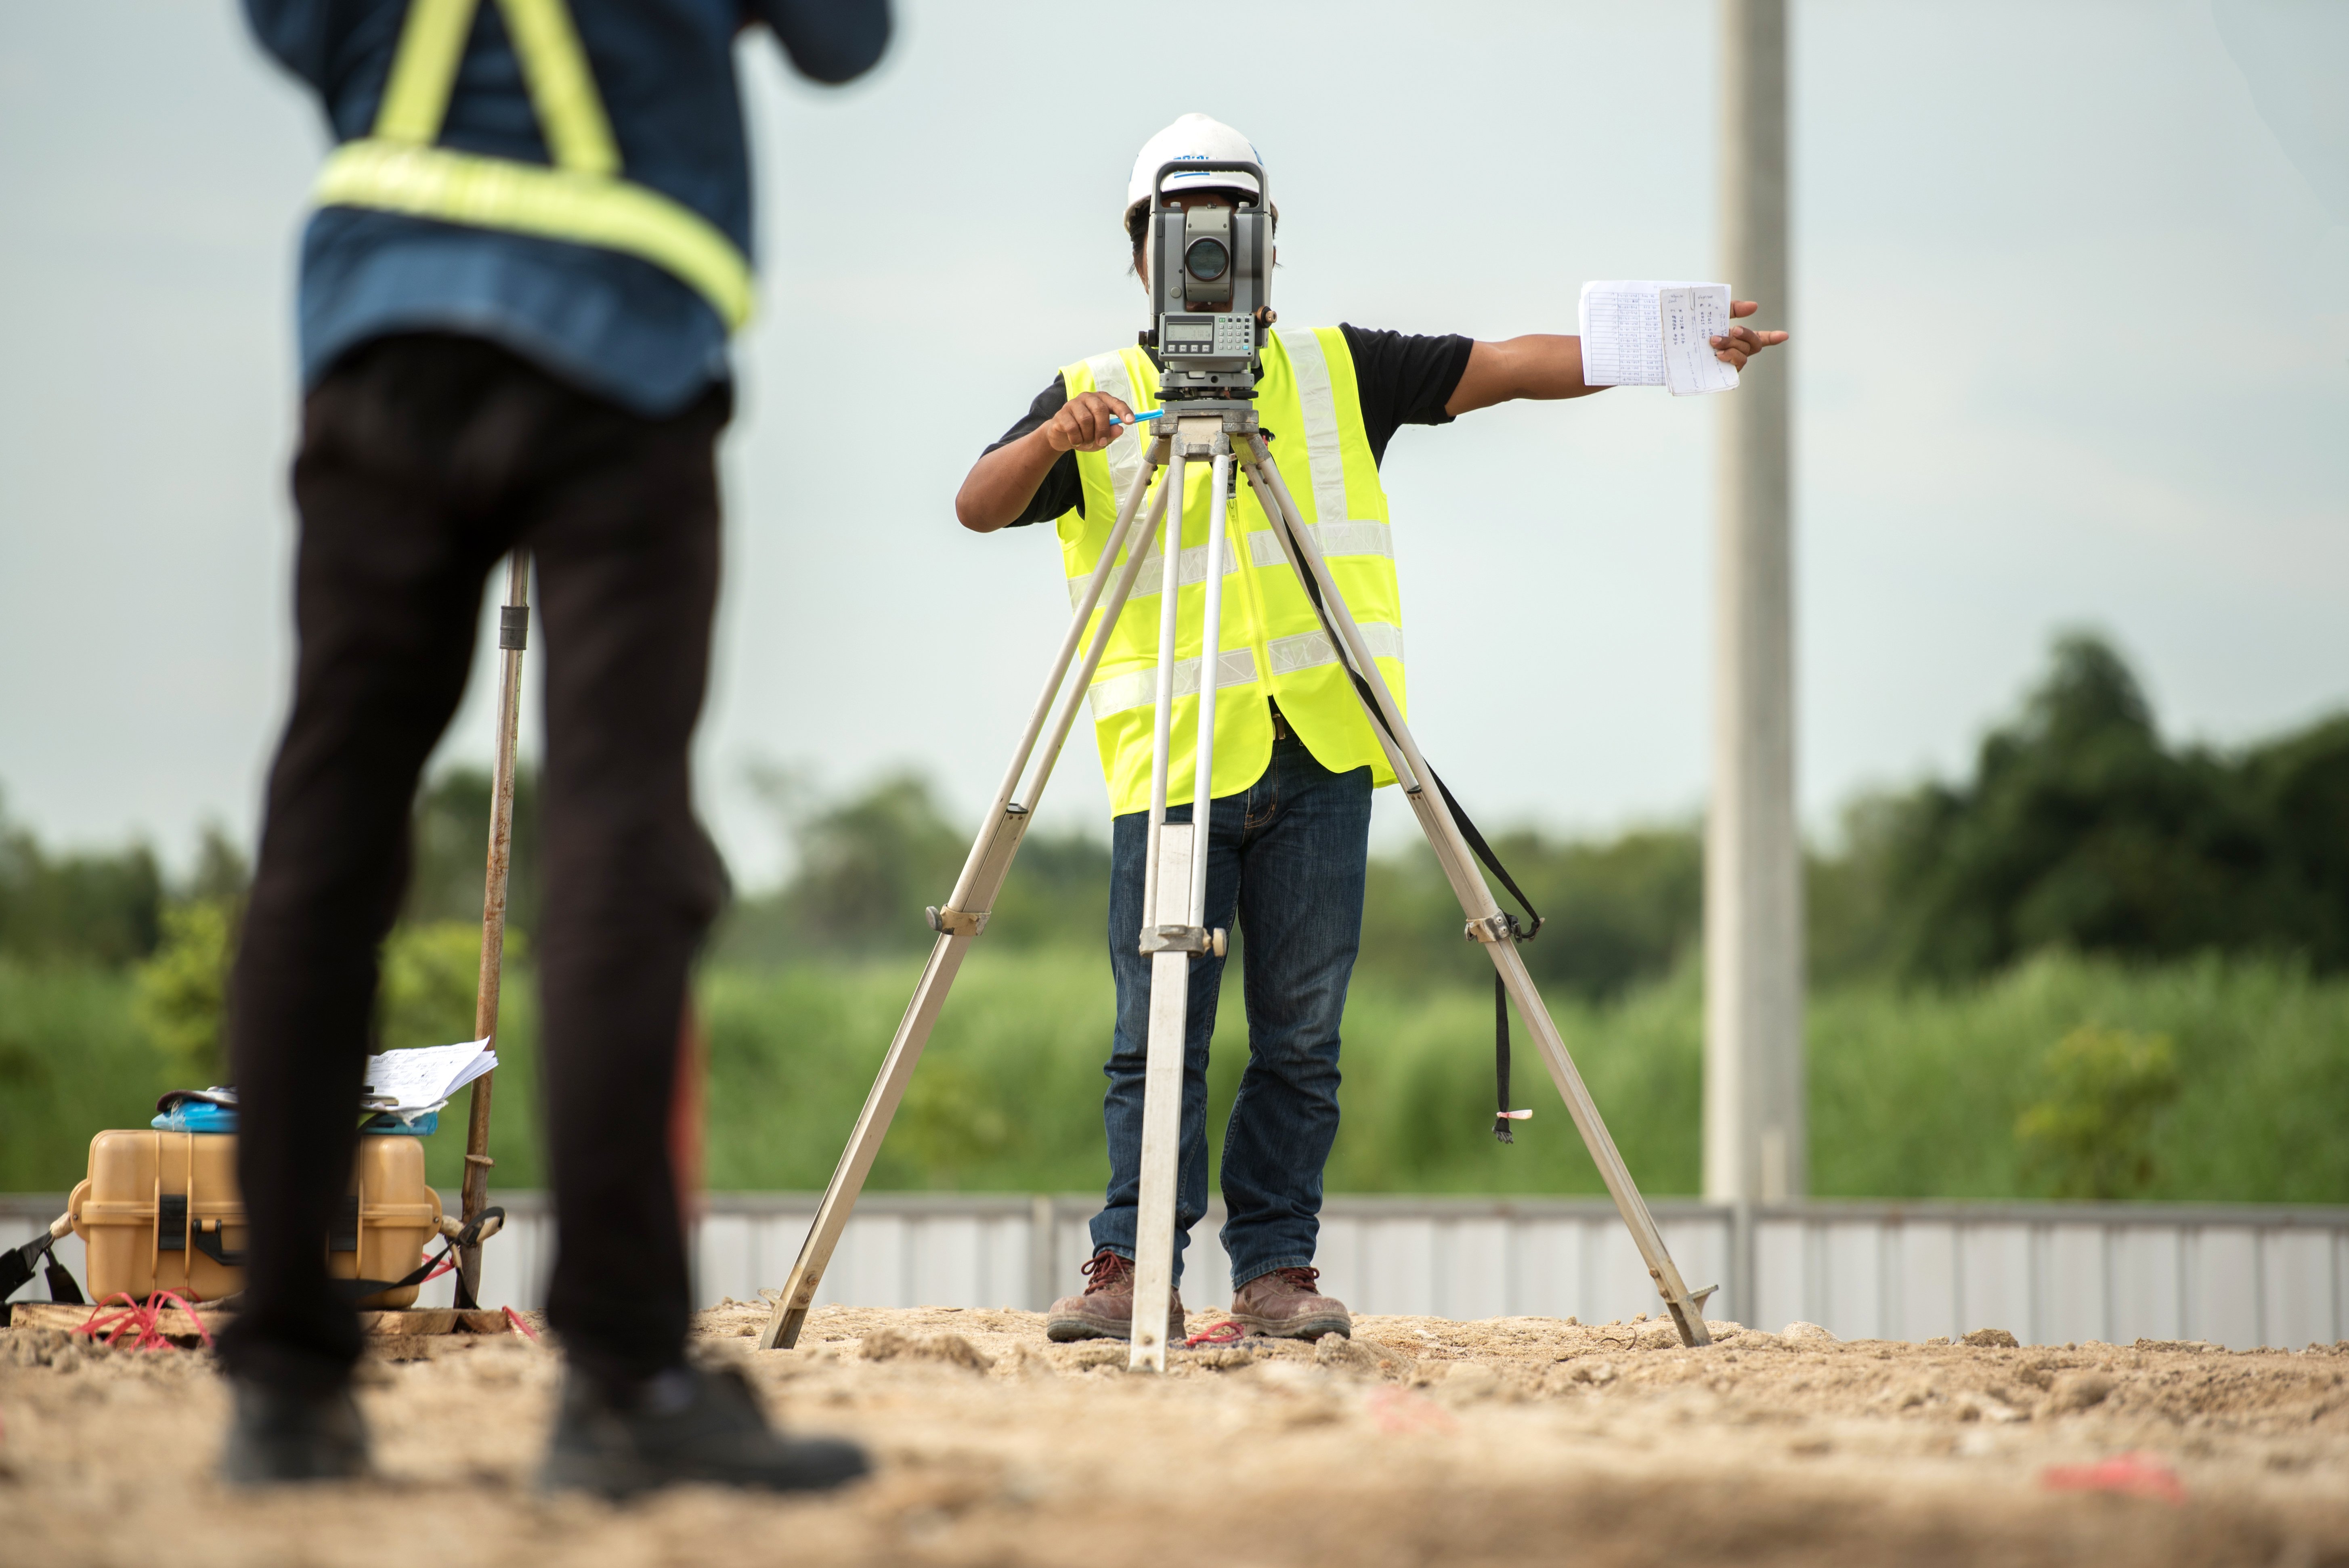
[1107,409,1164,429]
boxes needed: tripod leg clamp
[1139,924,1225,956]
[926,906,988,937]
[1464,914,1516,943]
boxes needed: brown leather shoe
[1228,1266,1351,1340]
[1044,1249,1185,1344]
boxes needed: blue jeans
[1089,730,1372,1289]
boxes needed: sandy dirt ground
[4,1302,2347,1566]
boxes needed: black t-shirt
[979,324,1474,528]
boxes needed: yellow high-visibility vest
[311,0,755,332]
[1060,327,1407,817]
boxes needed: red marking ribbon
[75,1291,213,1352]
[1183,1320,1247,1348]
[2040,1452,2185,1505]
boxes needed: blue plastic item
[150,1102,239,1133]
[361,1110,439,1136]
[146,1104,438,1135]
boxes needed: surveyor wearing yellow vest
[956,113,1787,1345]
[222,0,887,1494]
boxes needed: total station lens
[1184,237,1230,283]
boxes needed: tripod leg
[1129,832,1193,1371]
[1130,440,1233,1372]
[756,465,1172,1352]
[1239,444,1717,1348]
[1128,443,1191,1371]
[1138,447,1188,936]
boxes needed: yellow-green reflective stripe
[316,139,755,330]
[495,0,618,176]
[376,0,478,145]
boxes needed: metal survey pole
[457,550,529,1306]
[1130,420,1235,1373]
[756,460,1172,1352]
[1706,0,1805,1239]
[1128,433,1194,1373]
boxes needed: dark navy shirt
[244,0,889,415]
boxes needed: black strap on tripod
[0,1230,84,1307]
[1275,518,1544,1143]
[336,1205,505,1304]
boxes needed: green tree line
[713,632,2349,996]
[4,632,2345,1200]
[10,632,2343,992]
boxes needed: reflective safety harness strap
[375,0,476,146]
[495,0,619,174]
[315,144,755,329]
[317,0,755,331]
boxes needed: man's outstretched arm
[1443,301,1788,416]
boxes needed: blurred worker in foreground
[957,114,1786,1346]
[224,0,889,1493]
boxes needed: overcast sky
[2,0,2343,888]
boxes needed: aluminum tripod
[757,407,1716,1360]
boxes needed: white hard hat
[1124,113,1264,227]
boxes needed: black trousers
[218,335,730,1392]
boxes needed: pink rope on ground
[1183,1320,1246,1348]
[2039,1452,2185,1505]
[75,1290,212,1352]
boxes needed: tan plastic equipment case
[66,1130,443,1308]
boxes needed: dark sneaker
[1044,1249,1185,1344]
[218,1378,371,1486]
[1229,1266,1351,1340]
[538,1363,869,1499]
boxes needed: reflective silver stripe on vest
[1067,538,1242,610]
[1088,648,1260,720]
[1262,620,1405,677]
[1070,523,1391,607]
[1088,622,1404,720]
[1086,350,1148,515]
[1273,328,1351,527]
[1127,539,1241,598]
[1244,521,1393,570]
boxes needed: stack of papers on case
[361,1040,497,1121]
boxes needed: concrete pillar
[1705,0,1805,1218]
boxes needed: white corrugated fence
[5,1193,2343,1350]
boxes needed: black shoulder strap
[1283,555,1544,1144]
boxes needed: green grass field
[5,948,2345,1203]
